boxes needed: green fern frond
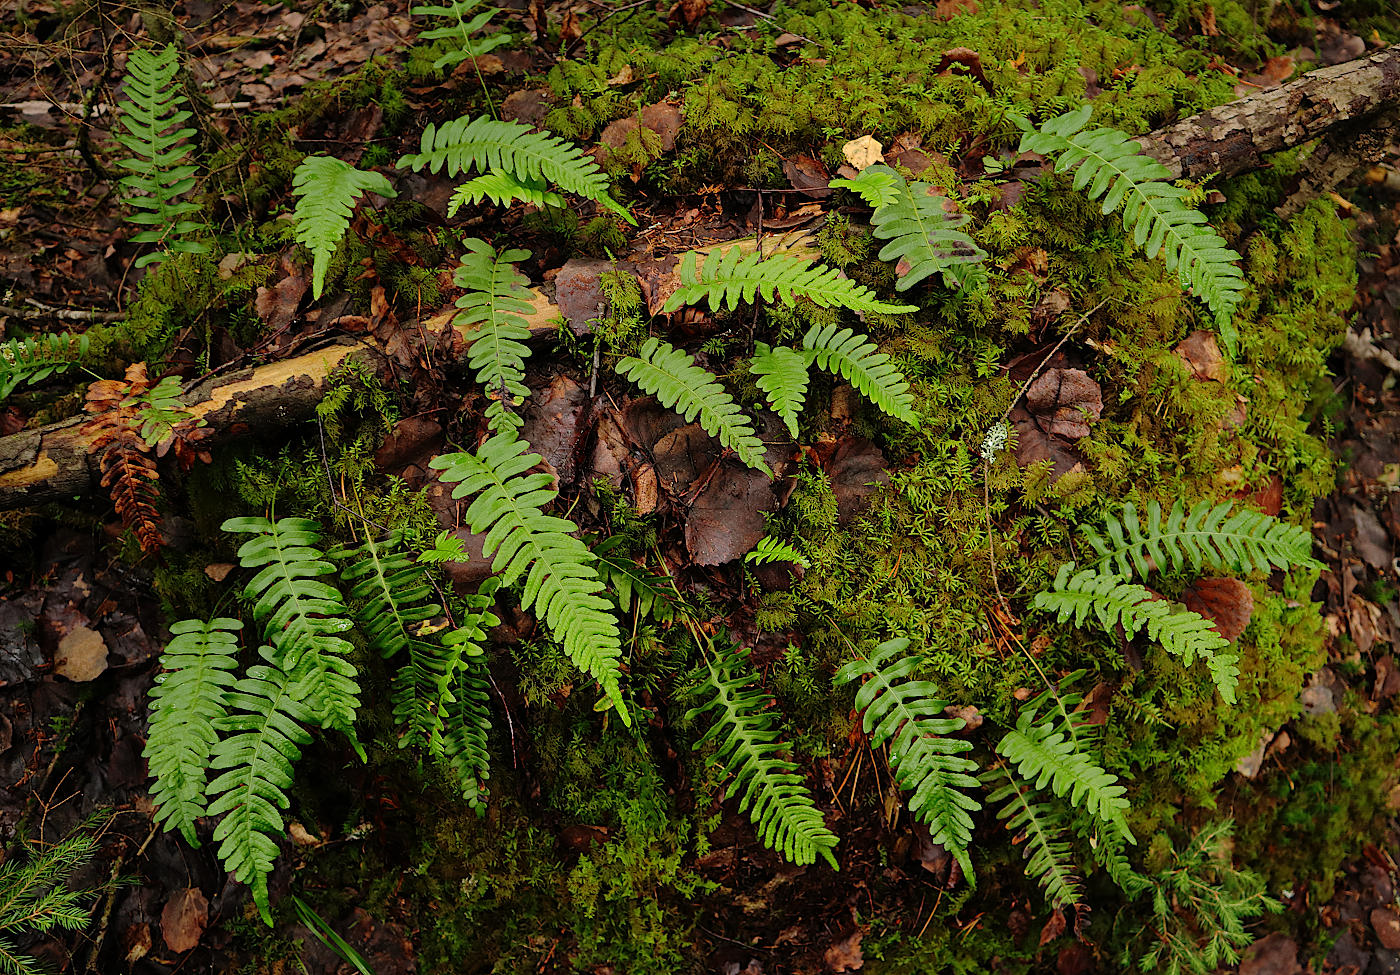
[995,682,1134,843]
[686,643,839,868]
[452,239,535,433]
[749,342,809,439]
[1082,499,1319,581]
[1035,563,1240,701]
[206,649,315,924]
[331,530,443,659]
[440,615,495,814]
[1019,107,1244,344]
[112,44,208,267]
[0,332,89,402]
[222,516,362,744]
[132,374,198,447]
[397,115,632,223]
[428,434,629,723]
[411,0,513,70]
[418,530,471,564]
[829,166,901,208]
[291,156,397,300]
[984,766,1084,910]
[802,323,919,426]
[146,618,242,846]
[661,246,917,316]
[447,171,563,215]
[615,338,771,475]
[860,164,986,291]
[835,638,981,877]
[594,536,676,621]
[745,536,811,568]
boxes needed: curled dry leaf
[1025,368,1102,439]
[1181,577,1254,642]
[1174,330,1229,382]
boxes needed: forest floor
[1,0,1399,973]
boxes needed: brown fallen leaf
[55,625,108,681]
[500,88,555,126]
[933,47,991,91]
[1174,330,1229,382]
[1238,932,1301,975]
[520,375,590,486]
[1025,368,1103,439]
[1181,577,1254,642]
[1039,908,1067,946]
[161,887,209,953]
[1373,908,1400,950]
[254,258,308,330]
[822,437,890,528]
[781,154,833,199]
[842,135,883,171]
[686,462,776,565]
[824,930,864,972]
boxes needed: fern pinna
[451,239,535,433]
[447,171,563,215]
[145,618,242,845]
[1082,499,1318,581]
[749,343,809,439]
[1019,107,1244,347]
[615,338,771,476]
[0,332,88,402]
[686,643,839,868]
[745,535,811,568]
[411,0,513,71]
[661,246,916,316]
[223,517,362,746]
[429,433,629,723]
[440,585,501,813]
[983,763,1084,910]
[291,156,397,300]
[835,638,980,877]
[113,44,207,267]
[1034,564,1240,703]
[397,115,632,223]
[857,163,987,292]
[803,323,920,427]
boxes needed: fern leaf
[1035,563,1238,701]
[984,766,1084,909]
[802,323,919,426]
[0,333,89,401]
[418,530,471,564]
[593,536,676,621]
[1083,498,1319,581]
[829,166,901,208]
[112,44,208,267]
[686,643,839,868]
[145,618,242,846]
[440,628,495,813]
[1019,107,1245,342]
[861,164,986,291]
[446,171,563,215]
[222,516,362,745]
[428,434,629,723]
[451,239,535,433]
[206,649,315,923]
[660,246,917,316]
[995,687,1134,844]
[291,156,397,300]
[749,342,809,439]
[745,536,811,568]
[835,638,981,877]
[412,0,513,70]
[397,115,632,223]
[615,338,772,475]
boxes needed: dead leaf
[1239,933,1301,975]
[1181,577,1254,642]
[842,135,883,171]
[1351,504,1392,570]
[653,423,721,496]
[254,268,308,330]
[824,930,864,972]
[781,154,833,199]
[668,0,709,27]
[933,47,991,91]
[1011,405,1086,478]
[520,375,590,485]
[374,417,445,475]
[123,922,152,964]
[1373,908,1400,950]
[55,625,108,681]
[822,437,890,527]
[161,887,209,953]
[1039,908,1067,946]
[932,0,978,18]
[554,259,614,335]
[500,89,555,126]
[686,462,776,565]
[203,562,235,582]
[1025,368,1103,439]
[1174,330,1229,382]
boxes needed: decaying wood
[0,341,383,508]
[1139,46,1400,180]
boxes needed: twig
[724,1,820,45]
[0,299,123,323]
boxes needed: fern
[206,649,315,924]
[398,115,632,223]
[860,164,986,291]
[418,530,471,564]
[222,516,362,745]
[440,597,497,814]
[291,156,398,300]
[745,536,811,568]
[835,638,981,877]
[145,618,242,846]
[131,373,197,447]
[0,332,88,401]
[829,166,901,208]
[451,239,534,433]
[412,0,513,70]
[661,246,916,316]
[1019,107,1244,345]
[446,171,563,215]
[802,323,919,426]
[686,643,839,868]
[112,44,207,267]
[1034,563,1239,702]
[594,536,676,621]
[749,342,809,439]
[615,338,771,475]
[995,678,1134,844]
[428,434,628,723]
[983,765,1084,910]
[1083,499,1319,581]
